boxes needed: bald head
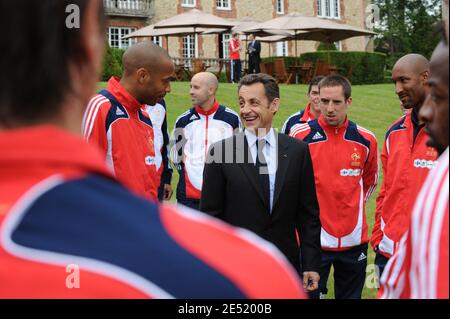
[120,41,174,106]
[122,41,171,77]
[192,72,219,93]
[190,72,219,110]
[392,54,430,111]
[393,54,430,76]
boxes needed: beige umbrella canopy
[153,9,235,57]
[245,12,376,57]
[123,25,221,39]
[154,9,235,29]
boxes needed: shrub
[317,42,338,51]
[262,51,387,85]
[102,45,123,81]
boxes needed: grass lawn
[99,81,401,299]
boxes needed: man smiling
[201,73,322,293]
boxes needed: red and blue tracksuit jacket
[172,102,241,202]
[0,126,305,299]
[371,112,439,258]
[282,104,317,135]
[82,76,158,201]
[291,116,379,251]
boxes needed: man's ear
[346,97,353,107]
[137,68,150,84]
[80,0,104,74]
[271,98,280,114]
[421,70,430,84]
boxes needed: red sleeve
[371,139,388,250]
[363,135,379,202]
[83,96,110,157]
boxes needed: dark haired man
[282,76,325,135]
[291,75,379,299]
[201,73,322,293]
[0,0,305,298]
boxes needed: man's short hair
[308,76,325,94]
[239,74,280,103]
[318,75,352,100]
[0,0,105,127]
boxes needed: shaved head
[393,54,430,76]
[392,54,430,110]
[122,41,171,77]
[190,72,219,110]
[120,41,174,106]
[192,72,219,93]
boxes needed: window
[108,27,137,49]
[182,0,196,7]
[276,0,284,15]
[183,35,196,59]
[216,0,231,10]
[276,41,288,57]
[152,36,163,47]
[107,0,139,10]
[317,0,340,19]
[222,34,231,59]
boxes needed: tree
[373,0,442,68]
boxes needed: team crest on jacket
[351,149,362,167]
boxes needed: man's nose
[395,82,404,95]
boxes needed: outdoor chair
[273,58,294,84]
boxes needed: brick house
[104,0,374,59]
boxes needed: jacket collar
[318,115,349,134]
[195,101,220,116]
[106,77,143,113]
[302,104,317,122]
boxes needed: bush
[262,51,387,85]
[317,42,338,51]
[300,51,386,85]
[102,46,123,81]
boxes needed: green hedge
[262,51,387,85]
[102,46,124,81]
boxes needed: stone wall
[107,0,374,58]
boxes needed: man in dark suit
[200,73,321,293]
[247,34,261,74]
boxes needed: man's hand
[303,271,320,292]
[163,184,173,201]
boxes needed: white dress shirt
[244,129,278,212]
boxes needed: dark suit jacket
[200,132,321,274]
[248,40,261,62]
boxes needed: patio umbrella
[123,25,226,54]
[245,12,376,58]
[153,9,235,57]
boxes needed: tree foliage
[372,0,442,68]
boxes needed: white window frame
[317,0,340,19]
[183,35,196,59]
[222,33,232,59]
[181,0,196,8]
[152,36,163,47]
[276,0,285,15]
[216,0,231,10]
[276,41,288,57]
[108,27,137,49]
